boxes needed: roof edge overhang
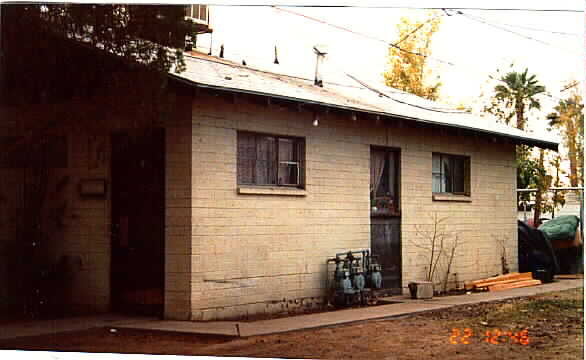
[169,74,559,152]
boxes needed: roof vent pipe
[313,45,327,87]
[274,45,280,64]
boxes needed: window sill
[237,186,307,196]
[432,194,472,202]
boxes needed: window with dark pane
[255,135,277,185]
[237,131,304,188]
[370,147,400,216]
[432,153,470,195]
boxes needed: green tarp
[538,215,580,241]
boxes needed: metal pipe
[552,189,557,218]
[335,250,367,258]
[572,190,585,272]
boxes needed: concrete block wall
[189,94,518,320]
[391,130,518,287]
[42,119,193,317]
[46,132,111,312]
[0,88,517,320]
[0,129,111,313]
[0,86,194,318]
[53,121,194,318]
[164,124,193,320]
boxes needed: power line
[234,6,575,106]
[325,58,467,114]
[394,12,443,46]
[275,5,575,104]
[274,6,456,66]
[460,16,581,36]
[345,72,466,114]
[215,4,583,12]
[561,81,581,92]
[456,11,580,55]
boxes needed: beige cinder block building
[0,51,557,321]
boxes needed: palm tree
[494,68,546,131]
[491,68,546,225]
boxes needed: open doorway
[110,129,165,316]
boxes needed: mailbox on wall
[79,179,107,198]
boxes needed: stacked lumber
[465,272,542,292]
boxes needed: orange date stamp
[450,328,529,345]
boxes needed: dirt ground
[0,288,583,359]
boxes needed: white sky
[194,1,584,144]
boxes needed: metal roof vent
[313,45,328,87]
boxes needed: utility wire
[394,11,443,46]
[274,6,580,77]
[274,5,567,105]
[325,57,467,114]
[561,81,581,92]
[274,6,456,66]
[215,4,583,12]
[461,16,581,36]
[255,7,575,105]
[345,72,466,114]
[456,11,580,55]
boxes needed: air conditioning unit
[184,4,209,25]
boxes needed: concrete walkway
[0,314,151,341]
[115,278,583,338]
[0,278,581,340]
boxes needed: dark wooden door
[371,217,402,294]
[111,129,165,316]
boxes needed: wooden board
[465,272,532,290]
[555,274,584,279]
[466,272,522,287]
[473,273,533,289]
[488,279,542,292]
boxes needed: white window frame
[184,5,209,24]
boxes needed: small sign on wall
[79,179,107,198]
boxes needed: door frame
[369,145,402,295]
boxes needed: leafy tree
[532,149,553,224]
[547,87,584,187]
[517,156,540,205]
[548,154,566,216]
[383,13,442,100]
[1,4,195,106]
[516,150,553,224]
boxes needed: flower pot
[408,281,434,299]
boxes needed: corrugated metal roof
[171,52,558,151]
